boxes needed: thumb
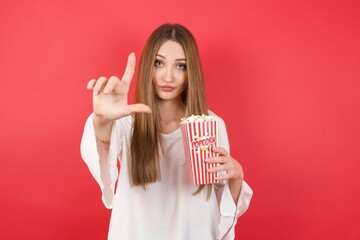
[125,103,152,115]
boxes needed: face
[152,40,187,102]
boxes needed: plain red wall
[1,0,359,239]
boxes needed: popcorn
[180,115,219,185]
[180,114,217,123]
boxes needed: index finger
[211,146,230,157]
[121,52,136,84]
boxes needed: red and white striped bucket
[181,119,219,185]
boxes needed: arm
[93,114,113,144]
[81,53,151,207]
[80,113,120,208]
[205,116,246,203]
[205,115,252,239]
[215,179,253,240]
[227,159,244,203]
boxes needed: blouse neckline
[161,127,181,138]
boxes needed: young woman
[81,23,253,240]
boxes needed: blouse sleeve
[80,113,124,209]
[214,115,253,240]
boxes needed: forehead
[157,40,185,59]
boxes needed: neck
[158,98,186,122]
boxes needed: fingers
[206,163,227,173]
[125,103,152,115]
[88,76,121,95]
[93,77,107,95]
[211,146,230,157]
[206,154,243,181]
[205,156,227,164]
[87,79,97,90]
[121,53,136,85]
[205,149,233,180]
[214,173,231,181]
[88,52,135,94]
[104,76,120,93]
[207,163,231,181]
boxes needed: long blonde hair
[130,24,209,194]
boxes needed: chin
[156,93,182,101]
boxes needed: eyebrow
[156,54,186,62]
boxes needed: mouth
[160,86,175,91]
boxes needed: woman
[81,23,253,240]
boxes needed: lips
[160,86,175,91]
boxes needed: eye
[177,63,187,70]
[154,59,163,67]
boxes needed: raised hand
[87,53,151,121]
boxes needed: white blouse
[80,112,253,240]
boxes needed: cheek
[152,70,160,84]
[179,76,187,92]
[174,70,186,82]
[179,73,187,87]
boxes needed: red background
[1,0,359,239]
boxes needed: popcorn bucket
[181,117,219,185]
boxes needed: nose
[164,66,173,83]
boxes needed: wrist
[233,160,244,180]
[93,114,113,127]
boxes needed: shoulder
[208,110,230,149]
[208,110,226,125]
[208,109,218,117]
